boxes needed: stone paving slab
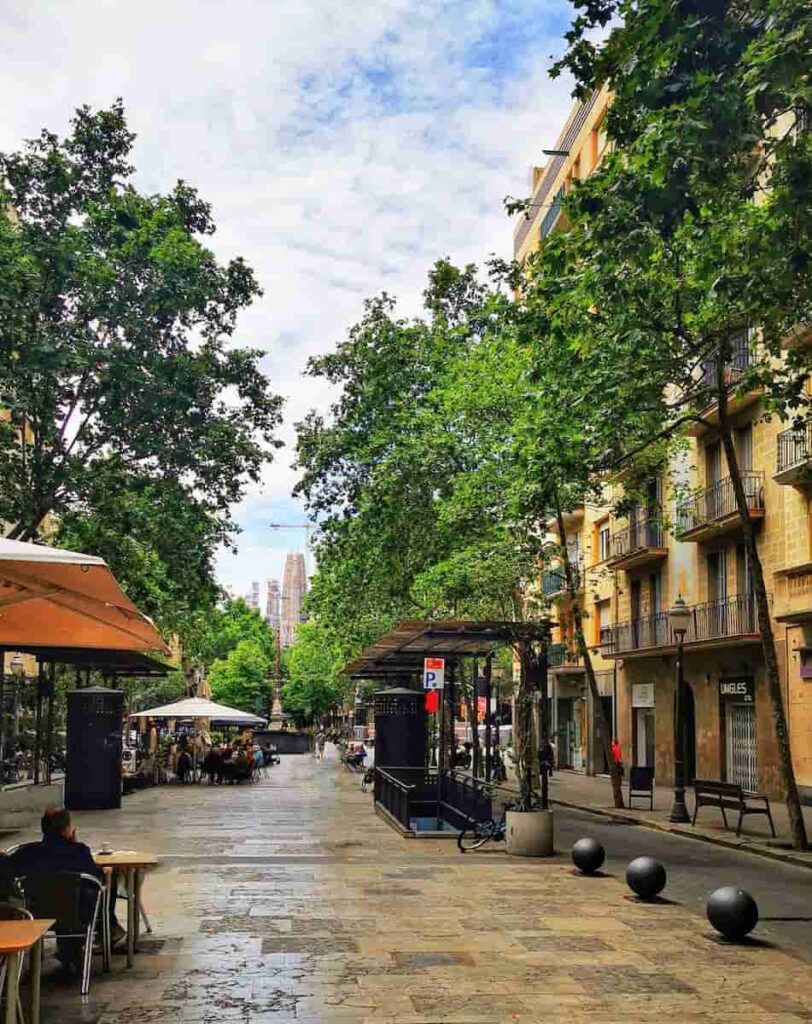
[8,749,812,1023]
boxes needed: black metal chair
[18,873,109,995]
[628,765,655,810]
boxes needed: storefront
[589,670,615,775]
[632,682,656,771]
[719,676,757,791]
[552,674,587,770]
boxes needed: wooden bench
[692,778,776,837]
[628,765,655,810]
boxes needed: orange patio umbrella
[0,539,168,654]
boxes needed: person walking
[316,730,327,761]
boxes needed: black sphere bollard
[625,856,666,900]
[571,837,605,875]
[707,887,759,941]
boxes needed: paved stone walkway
[20,749,812,1023]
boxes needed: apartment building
[517,93,812,800]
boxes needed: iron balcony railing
[677,471,764,534]
[610,516,664,560]
[601,594,759,655]
[698,331,754,394]
[776,422,812,476]
[547,643,581,668]
[542,558,583,597]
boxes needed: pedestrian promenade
[18,748,812,1023]
[545,770,812,870]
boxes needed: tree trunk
[715,350,807,849]
[514,640,537,809]
[554,496,625,809]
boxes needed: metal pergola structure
[345,619,552,784]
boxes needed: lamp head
[667,594,691,638]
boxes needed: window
[596,599,611,646]
[734,424,753,472]
[649,572,662,614]
[598,522,611,562]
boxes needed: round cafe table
[93,851,158,967]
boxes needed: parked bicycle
[456,793,539,853]
[457,812,507,852]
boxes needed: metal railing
[374,767,416,830]
[547,643,581,668]
[542,558,582,597]
[373,767,494,831]
[514,90,601,253]
[698,331,754,394]
[610,516,664,560]
[601,594,759,654]
[776,422,812,475]
[677,471,764,533]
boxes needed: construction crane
[269,521,312,545]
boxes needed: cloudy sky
[1,0,575,605]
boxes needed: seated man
[9,807,122,973]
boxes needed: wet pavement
[22,747,812,1023]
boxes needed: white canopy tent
[129,696,266,727]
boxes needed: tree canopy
[0,101,282,646]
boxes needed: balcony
[542,560,583,598]
[676,471,765,542]
[775,422,812,486]
[774,562,812,625]
[607,516,668,571]
[547,643,582,672]
[686,336,761,435]
[601,594,760,658]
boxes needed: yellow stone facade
[519,94,812,800]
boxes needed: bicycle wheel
[457,822,493,852]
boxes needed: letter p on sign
[423,657,445,690]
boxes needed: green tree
[0,101,282,542]
[56,469,222,640]
[192,598,276,666]
[208,639,271,715]
[283,621,346,725]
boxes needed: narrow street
[30,748,812,1024]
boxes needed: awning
[7,646,170,678]
[345,619,548,679]
[0,539,168,654]
[129,696,266,726]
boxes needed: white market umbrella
[129,696,265,727]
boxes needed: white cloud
[0,0,577,596]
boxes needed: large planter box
[506,808,554,857]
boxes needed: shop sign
[632,683,655,708]
[719,677,754,703]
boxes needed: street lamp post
[667,595,692,824]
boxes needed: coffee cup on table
[100,842,112,855]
